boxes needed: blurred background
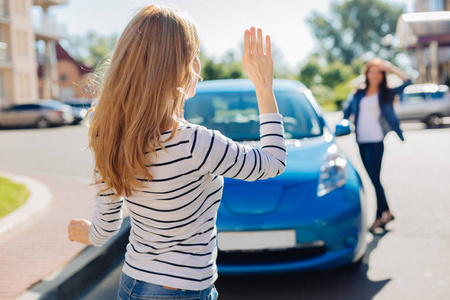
[2,0,449,112]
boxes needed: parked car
[0,99,74,129]
[63,99,93,125]
[184,79,367,274]
[395,83,450,127]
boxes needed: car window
[428,91,446,100]
[11,104,40,111]
[402,93,426,104]
[185,91,323,141]
[64,103,91,108]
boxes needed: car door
[0,105,24,126]
[395,92,430,121]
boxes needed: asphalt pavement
[0,115,449,299]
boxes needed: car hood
[222,136,334,215]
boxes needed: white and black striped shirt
[88,113,287,290]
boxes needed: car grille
[217,243,326,265]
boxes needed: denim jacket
[343,79,412,142]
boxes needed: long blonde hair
[88,5,200,197]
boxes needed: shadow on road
[215,231,391,300]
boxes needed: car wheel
[426,114,443,128]
[35,117,50,129]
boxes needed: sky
[32,0,415,69]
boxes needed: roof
[404,83,449,94]
[37,42,93,78]
[195,79,307,94]
[396,11,450,48]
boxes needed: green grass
[0,176,30,219]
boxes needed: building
[37,42,94,100]
[0,0,67,109]
[396,0,450,85]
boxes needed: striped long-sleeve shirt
[88,113,287,290]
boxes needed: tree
[200,50,244,81]
[65,31,118,69]
[307,0,405,64]
[298,54,321,88]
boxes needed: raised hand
[68,219,93,245]
[242,27,278,114]
[242,27,273,90]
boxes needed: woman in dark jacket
[344,58,411,231]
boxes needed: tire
[35,117,50,129]
[426,114,443,128]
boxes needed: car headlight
[317,144,347,197]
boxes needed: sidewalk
[0,171,97,299]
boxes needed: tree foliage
[200,51,244,81]
[65,31,118,69]
[307,0,405,64]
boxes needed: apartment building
[397,0,450,84]
[0,0,66,109]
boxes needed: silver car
[394,84,450,127]
[0,99,74,129]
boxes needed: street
[0,115,449,300]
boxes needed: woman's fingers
[265,35,271,57]
[67,219,92,244]
[243,29,251,60]
[244,27,269,57]
[250,27,257,55]
[257,28,263,55]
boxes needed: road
[1,115,449,300]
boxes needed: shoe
[381,211,395,226]
[369,218,385,232]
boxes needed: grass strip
[0,176,30,219]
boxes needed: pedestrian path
[0,170,96,300]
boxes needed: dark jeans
[358,141,389,218]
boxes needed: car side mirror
[335,120,351,137]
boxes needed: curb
[16,217,131,300]
[0,171,52,239]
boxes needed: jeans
[358,141,389,218]
[117,272,219,300]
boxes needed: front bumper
[216,183,367,275]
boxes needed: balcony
[0,0,9,24]
[33,18,66,40]
[33,0,68,7]
[0,42,12,68]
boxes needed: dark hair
[364,60,389,105]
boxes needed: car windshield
[184,91,323,141]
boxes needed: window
[0,0,7,17]
[185,90,323,141]
[430,0,444,11]
[402,93,426,104]
[0,70,4,98]
[11,104,40,111]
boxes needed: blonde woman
[68,5,286,299]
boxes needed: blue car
[184,79,367,274]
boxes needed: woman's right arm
[189,27,286,181]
